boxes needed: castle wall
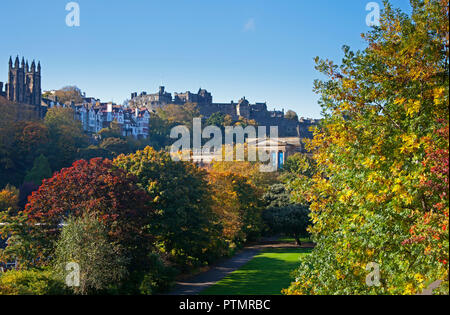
[130,86,317,138]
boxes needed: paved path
[168,237,309,295]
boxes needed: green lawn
[200,247,312,295]
[276,236,311,244]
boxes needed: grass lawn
[200,247,312,295]
[276,236,311,244]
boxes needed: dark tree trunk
[294,234,301,246]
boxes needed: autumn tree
[98,120,123,139]
[285,110,299,121]
[44,107,88,171]
[285,0,449,295]
[211,160,278,192]
[282,153,316,206]
[99,137,132,158]
[53,86,84,104]
[147,113,174,150]
[208,169,264,250]
[209,161,272,243]
[4,158,155,273]
[205,112,233,128]
[0,185,19,213]
[0,121,49,187]
[114,147,216,268]
[156,103,199,128]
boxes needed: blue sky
[0,0,411,118]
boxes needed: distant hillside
[0,95,40,123]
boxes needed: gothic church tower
[6,56,42,115]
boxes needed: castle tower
[237,97,250,118]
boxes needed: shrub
[0,269,66,295]
[0,184,19,212]
[53,215,129,295]
[138,253,178,295]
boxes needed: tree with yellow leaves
[285,0,448,295]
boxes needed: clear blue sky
[0,0,411,118]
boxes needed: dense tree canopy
[24,154,52,186]
[0,121,49,187]
[285,0,449,295]
[114,147,217,267]
[44,107,88,171]
[7,158,155,270]
[262,184,310,246]
[208,168,264,249]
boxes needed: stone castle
[0,56,42,117]
[129,86,315,137]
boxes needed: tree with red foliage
[10,158,155,270]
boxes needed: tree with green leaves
[262,184,310,246]
[24,154,52,186]
[0,121,49,187]
[44,107,88,171]
[205,112,233,128]
[285,0,449,295]
[53,215,129,295]
[98,120,123,140]
[99,137,131,158]
[114,147,217,268]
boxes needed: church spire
[9,56,12,68]
[21,57,25,68]
[37,61,41,73]
[31,60,36,73]
[14,56,19,68]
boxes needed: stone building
[130,86,172,110]
[0,56,42,117]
